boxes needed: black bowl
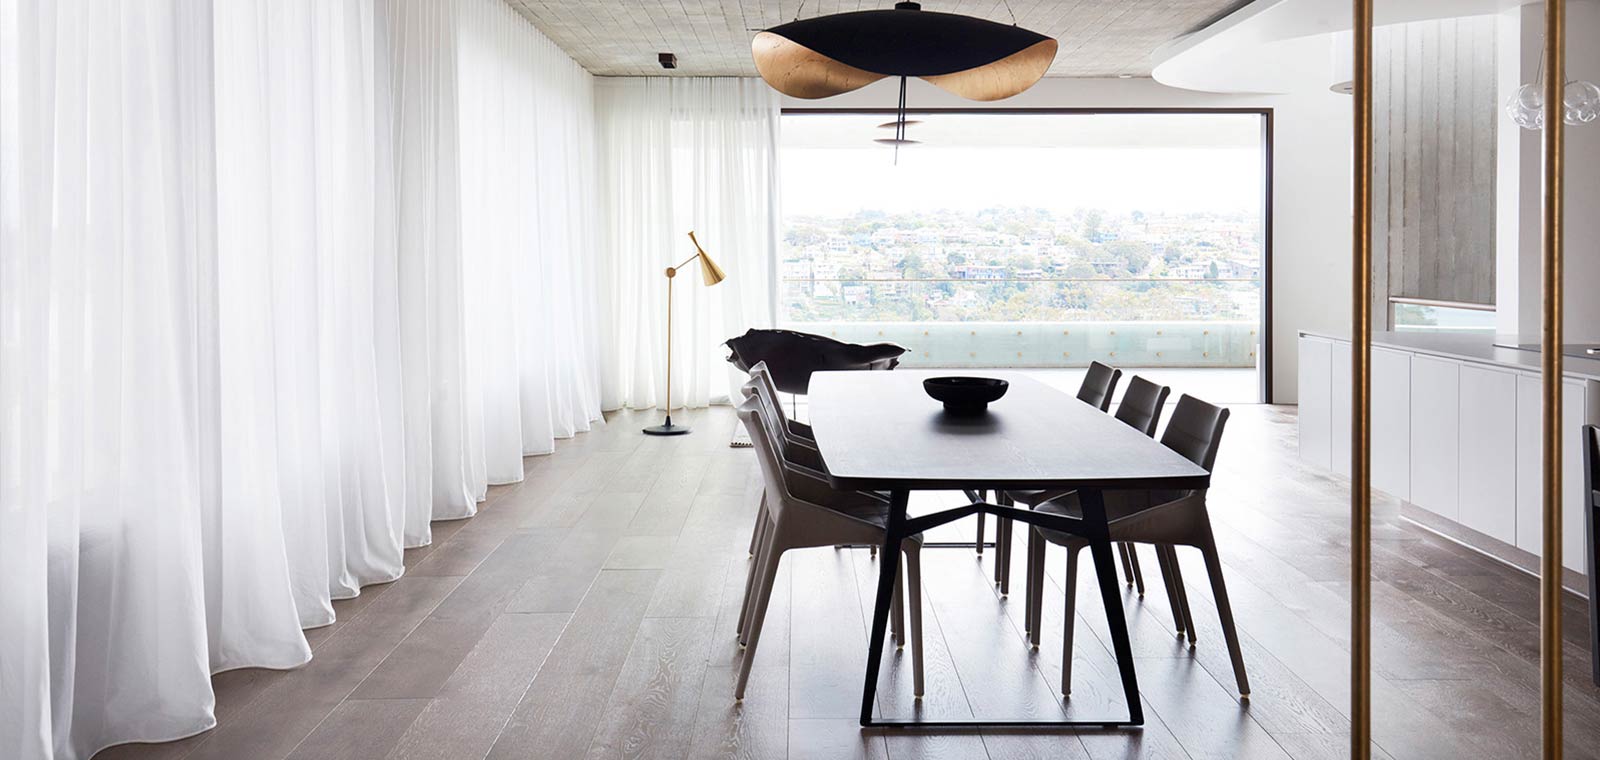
[923,376,1009,414]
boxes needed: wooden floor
[96,403,1600,760]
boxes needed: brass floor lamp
[644,231,727,436]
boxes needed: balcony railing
[778,277,1261,368]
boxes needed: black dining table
[806,369,1212,729]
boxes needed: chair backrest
[1114,375,1171,438]
[736,395,795,524]
[748,362,787,422]
[1160,394,1230,472]
[742,370,797,458]
[1077,361,1123,411]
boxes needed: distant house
[951,264,1007,280]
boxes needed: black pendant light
[751,1,1057,102]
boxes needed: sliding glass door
[778,110,1270,402]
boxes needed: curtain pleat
[0,0,602,757]
[595,77,780,412]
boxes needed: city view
[780,205,1263,323]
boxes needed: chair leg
[1117,542,1135,588]
[1199,533,1251,697]
[975,510,986,556]
[998,517,1014,596]
[748,494,767,557]
[891,557,905,648]
[1022,527,1035,634]
[1166,546,1198,644]
[1061,545,1080,696]
[1027,531,1046,648]
[1125,543,1146,597]
[736,539,785,699]
[1154,544,1188,638]
[737,514,772,640]
[903,541,925,698]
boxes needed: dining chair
[741,363,823,556]
[748,361,815,443]
[991,372,1161,599]
[1078,360,1123,411]
[1017,375,1173,637]
[1585,424,1600,686]
[1022,394,1249,698]
[733,393,926,700]
[977,362,1124,575]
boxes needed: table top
[807,370,1212,492]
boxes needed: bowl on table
[922,376,1009,415]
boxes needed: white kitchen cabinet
[1514,374,1590,571]
[1371,348,1411,500]
[1457,364,1519,544]
[1298,335,1333,470]
[1331,341,1352,477]
[1409,355,1461,521]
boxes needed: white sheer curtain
[0,0,601,757]
[595,77,780,412]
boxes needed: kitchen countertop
[1298,329,1600,382]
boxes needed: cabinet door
[1515,375,1590,571]
[1457,365,1518,544]
[1298,336,1333,470]
[1332,341,1352,476]
[1371,348,1411,500]
[1409,356,1461,521]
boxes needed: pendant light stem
[896,75,908,165]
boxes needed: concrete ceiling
[505,0,1252,78]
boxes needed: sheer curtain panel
[0,0,601,757]
[596,77,780,412]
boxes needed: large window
[779,110,1269,385]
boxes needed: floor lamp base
[643,415,691,436]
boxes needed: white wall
[780,48,1352,403]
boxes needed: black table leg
[860,489,909,726]
[858,491,1144,729]
[1079,488,1144,725]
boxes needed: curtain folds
[596,77,780,412]
[0,0,600,758]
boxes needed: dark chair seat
[724,328,906,396]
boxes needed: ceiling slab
[505,0,1251,78]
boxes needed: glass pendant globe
[1564,80,1600,125]
[1506,83,1544,130]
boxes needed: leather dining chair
[1585,425,1600,685]
[976,362,1125,578]
[989,370,1154,598]
[1078,360,1123,411]
[1018,375,1172,637]
[1022,394,1250,698]
[733,390,927,700]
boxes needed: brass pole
[1541,0,1566,756]
[1350,0,1373,757]
[665,268,675,427]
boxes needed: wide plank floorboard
[93,405,1600,760]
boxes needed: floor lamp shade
[644,232,726,436]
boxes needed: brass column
[1350,0,1373,757]
[1541,0,1566,757]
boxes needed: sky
[781,145,1266,218]
[779,113,1266,219]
